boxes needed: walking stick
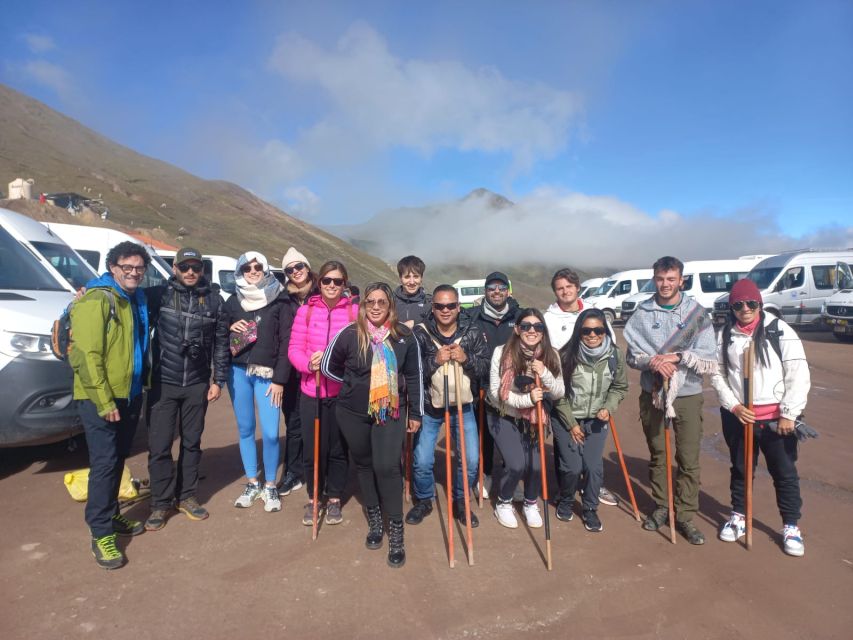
[609,416,640,521]
[454,361,474,566]
[312,371,321,541]
[478,388,485,508]
[744,341,755,550]
[662,378,677,545]
[534,373,553,571]
[443,362,455,568]
[404,429,413,504]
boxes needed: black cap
[175,247,203,264]
[485,271,509,286]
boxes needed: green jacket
[70,287,142,416]
[554,345,628,428]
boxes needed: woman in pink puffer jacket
[288,260,358,527]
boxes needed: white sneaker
[523,501,543,528]
[234,482,261,508]
[262,485,281,513]
[494,501,518,529]
[719,513,746,542]
[783,525,805,557]
[475,475,491,500]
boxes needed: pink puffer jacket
[288,294,358,398]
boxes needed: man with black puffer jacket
[144,247,230,531]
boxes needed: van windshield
[30,241,96,290]
[639,279,656,293]
[594,279,617,296]
[0,227,67,291]
[219,270,236,294]
[748,267,782,290]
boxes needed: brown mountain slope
[0,84,395,285]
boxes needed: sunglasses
[731,300,760,311]
[486,284,509,293]
[321,277,345,286]
[518,322,545,333]
[241,263,264,274]
[365,297,389,308]
[177,263,203,274]
[433,302,459,311]
[581,326,607,336]
[284,262,306,275]
[116,264,147,274]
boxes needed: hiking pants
[281,375,304,481]
[552,417,609,512]
[488,414,541,502]
[227,365,281,484]
[300,394,349,500]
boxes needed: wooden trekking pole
[609,416,640,521]
[443,362,455,568]
[744,340,755,550]
[312,371,321,541]
[478,388,485,508]
[534,373,553,571]
[454,361,474,566]
[662,378,677,545]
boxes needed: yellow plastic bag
[64,466,139,502]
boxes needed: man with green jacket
[70,241,151,569]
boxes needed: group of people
[69,245,811,571]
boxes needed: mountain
[0,84,395,286]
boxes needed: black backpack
[51,289,117,361]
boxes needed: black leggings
[336,404,406,520]
[488,413,541,502]
[300,395,349,500]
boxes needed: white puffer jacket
[710,316,810,420]
[487,345,565,418]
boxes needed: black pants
[337,404,406,520]
[300,394,349,500]
[488,413,541,501]
[281,376,304,481]
[480,401,496,476]
[78,397,142,538]
[146,382,209,509]
[552,417,608,511]
[721,409,802,526]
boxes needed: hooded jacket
[553,343,628,428]
[393,286,432,325]
[544,300,585,351]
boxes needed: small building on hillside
[7,178,35,199]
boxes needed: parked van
[621,257,770,322]
[452,278,514,308]
[0,208,96,447]
[712,250,853,326]
[42,222,172,288]
[584,269,653,324]
[157,249,238,299]
[821,261,853,342]
[579,277,606,300]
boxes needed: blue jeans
[227,365,280,484]
[413,404,478,501]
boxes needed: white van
[42,222,172,288]
[157,249,238,299]
[822,261,853,342]
[584,269,654,324]
[621,257,770,322]
[579,277,606,300]
[453,278,514,308]
[713,250,853,326]
[0,208,96,447]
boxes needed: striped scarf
[499,343,547,427]
[367,322,399,424]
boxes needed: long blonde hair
[356,282,406,359]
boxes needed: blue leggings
[227,365,281,484]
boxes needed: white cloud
[22,60,75,101]
[283,186,320,218]
[24,33,56,54]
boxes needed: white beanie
[281,247,310,271]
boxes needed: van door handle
[798,291,807,296]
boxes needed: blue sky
[1,0,851,243]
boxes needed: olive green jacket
[554,345,628,428]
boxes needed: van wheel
[603,310,615,325]
[834,333,853,343]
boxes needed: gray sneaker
[261,485,281,513]
[325,499,343,525]
[234,482,261,508]
[599,487,619,506]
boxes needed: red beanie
[729,278,762,304]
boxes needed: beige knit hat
[281,247,310,271]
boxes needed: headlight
[0,331,54,360]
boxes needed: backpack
[51,289,117,361]
[420,325,474,408]
[765,317,783,362]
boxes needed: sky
[1,0,851,265]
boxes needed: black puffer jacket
[468,297,521,385]
[393,286,432,325]
[147,277,230,388]
[414,312,490,416]
[223,291,294,385]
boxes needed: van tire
[603,309,616,325]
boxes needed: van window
[219,270,236,294]
[777,267,805,291]
[610,280,632,296]
[461,287,484,296]
[77,250,101,271]
[748,267,782,290]
[637,278,650,290]
[639,279,656,293]
[0,227,66,291]
[699,271,748,293]
[811,265,836,290]
[140,265,166,288]
[203,259,213,281]
[681,275,693,291]
[30,241,95,290]
[595,280,616,296]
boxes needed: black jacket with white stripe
[321,323,424,421]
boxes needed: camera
[182,339,203,361]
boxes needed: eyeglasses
[518,322,545,333]
[177,263,203,274]
[486,284,509,293]
[581,327,607,336]
[241,263,264,274]
[365,298,389,308]
[433,302,459,311]
[321,277,345,286]
[284,262,306,275]
[731,300,760,311]
[115,264,147,274]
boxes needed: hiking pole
[662,378,677,545]
[478,388,485,509]
[312,371,321,541]
[609,416,640,521]
[454,361,474,566]
[443,361,455,568]
[534,373,553,571]
[404,428,413,504]
[744,340,755,550]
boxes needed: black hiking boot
[365,505,384,550]
[387,518,406,568]
[405,498,433,525]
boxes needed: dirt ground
[1,329,851,639]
